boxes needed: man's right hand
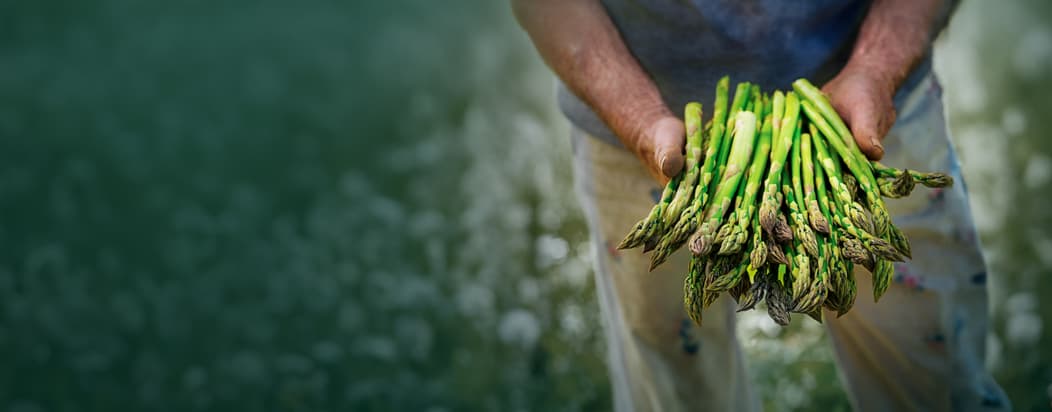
[629,114,685,185]
[513,0,684,185]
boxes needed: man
[513,1,1010,411]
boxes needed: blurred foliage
[0,0,1048,411]
[936,2,1052,410]
[1,0,606,410]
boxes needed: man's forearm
[511,0,670,150]
[846,0,947,93]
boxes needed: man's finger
[834,97,886,162]
[652,118,686,178]
[851,128,884,161]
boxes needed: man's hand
[823,0,949,161]
[822,64,897,161]
[632,115,685,184]
[512,0,684,183]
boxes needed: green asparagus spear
[690,111,759,256]
[661,103,704,225]
[786,127,820,257]
[801,130,831,234]
[789,235,811,303]
[797,98,892,239]
[872,258,895,302]
[811,126,903,262]
[720,113,773,255]
[685,254,705,325]
[618,173,681,249]
[872,162,954,188]
[650,80,732,258]
[759,91,799,234]
[878,168,916,198]
[708,253,747,293]
[766,281,792,326]
[648,105,706,268]
[736,269,767,312]
[715,82,753,190]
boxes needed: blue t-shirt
[559,0,932,145]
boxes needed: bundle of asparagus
[618,77,954,326]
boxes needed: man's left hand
[822,64,898,161]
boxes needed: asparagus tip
[807,204,831,235]
[920,172,954,188]
[773,215,793,243]
[642,237,659,253]
[768,242,790,265]
[750,241,768,268]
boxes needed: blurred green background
[1,0,1049,411]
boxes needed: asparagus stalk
[786,127,820,257]
[736,269,767,312]
[766,281,792,326]
[759,91,798,234]
[684,254,705,325]
[698,76,732,201]
[661,103,705,225]
[814,150,856,316]
[750,84,763,118]
[719,113,773,255]
[771,91,785,151]
[702,255,741,307]
[707,253,747,293]
[872,162,954,188]
[800,101,881,229]
[789,235,812,302]
[794,79,914,251]
[878,170,916,199]
[714,82,753,190]
[649,80,732,258]
[841,236,876,271]
[794,239,829,313]
[749,209,768,269]
[809,123,874,234]
[872,258,895,302]
[690,111,759,256]
[838,262,857,316]
[792,79,877,180]
[843,174,860,200]
[648,105,707,268]
[813,139,834,225]
[728,274,748,304]
[811,126,904,262]
[801,130,831,234]
[797,98,893,241]
[713,166,752,247]
[887,223,912,259]
[618,173,681,249]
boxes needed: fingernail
[659,153,669,171]
[871,137,883,150]
[870,137,884,156]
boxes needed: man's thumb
[848,112,886,161]
[652,118,685,179]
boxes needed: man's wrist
[841,58,901,98]
[845,0,942,95]
[607,99,675,152]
